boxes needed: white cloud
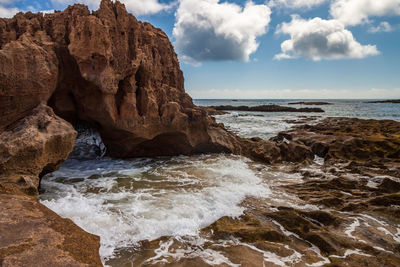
[275,15,379,61]
[368,21,394,33]
[50,0,173,16]
[268,0,327,9]
[173,0,271,65]
[188,88,400,99]
[0,5,20,17]
[330,0,400,26]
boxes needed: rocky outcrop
[274,117,400,164]
[0,193,102,267]
[209,105,325,113]
[366,100,400,104]
[0,0,316,163]
[0,0,233,158]
[0,105,76,185]
[0,105,102,266]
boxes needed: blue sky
[1,0,400,99]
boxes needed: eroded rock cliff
[0,0,235,158]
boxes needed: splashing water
[40,154,271,262]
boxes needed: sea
[39,99,400,266]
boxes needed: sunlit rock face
[0,0,238,158]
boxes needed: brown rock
[0,31,58,131]
[278,117,400,164]
[0,105,103,265]
[0,193,102,267]
[0,105,76,183]
[0,0,316,165]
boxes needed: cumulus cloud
[173,0,271,64]
[0,5,20,17]
[51,0,173,15]
[275,15,379,61]
[330,0,400,26]
[268,0,327,9]
[368,21,394,33]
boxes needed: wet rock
[279,118,400,165]
[378,178,400,194]
[205,215,289,243]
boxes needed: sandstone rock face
[0,0,312,165]
[0,193,102,267]
[0,105,76,182]
[0,105,102,266]
[0,0,227,158]
[0,30,58,132]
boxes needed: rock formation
[0,1,315,265]
[0,105,102,266]
[274,117,400,164]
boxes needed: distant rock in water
[366,100,400,104]
[209,105,325,113]
[288,101,332,105]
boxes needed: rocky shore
[209,105,325,113]
[1,0,399,266]
[126,117,400,266]
[0,1,314,264]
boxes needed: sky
[1,0,400,99]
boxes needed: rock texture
[0,0,315,164]
[0,194,102,267]
[0,105,102,266]
[0,0,235,158]
[274,117,400,164]
[0,105,76,185]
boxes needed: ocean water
[39,99,400,266]
[195,99,400,139]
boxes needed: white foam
[313,155,325,166]
[215,112,295,140]
[330,249,371,258]
[232,239,302,267]
[345,218,360,240]
[40,154,270,262]
[378,227,400,243]
[145,237,240,266]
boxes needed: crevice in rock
[135,87,144,116]
[115,79,125,116]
